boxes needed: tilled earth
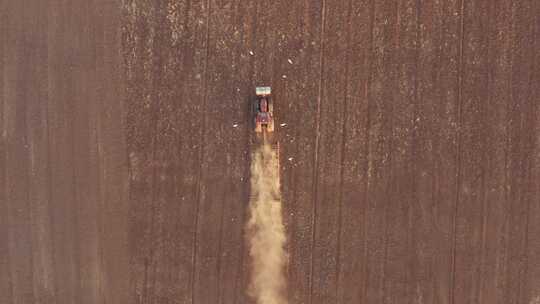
[1,1,539,304]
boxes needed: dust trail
[247,143,287,304]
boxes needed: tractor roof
[255,86,271,96]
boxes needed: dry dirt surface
[2,0,540,304]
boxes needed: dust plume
[246,143,287,304]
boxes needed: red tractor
[254,86,274,133]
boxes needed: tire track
[524,0,540,298]
[480,2,514,302]
[44,13,58,303]
[503,2,534,302]
[500,4,516,303]
[144,5,167,300]
[6,8,36,298]
[361,1,375,303]
[0,1,9,300]
[89,4,105,302]
[48,2,83,302]
[517,2,538,300]
[190,0,212,302]
[277,1,309,302]
[100,2,129,302]
[25,2,56,302]
[309,0,326,304]
[380,1,400,303]
[449,0,466,303]
[68,7,83,298]
[335,0,354,300]
[124,3,156,302]
[215,183,227,304]
[308,0,326,302]
[452,0,493,300]
[408,0,420,301]
[277,0,323,301]
[477,2,493,303]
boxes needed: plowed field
[1,1,539,303]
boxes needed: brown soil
[1,1,539,303]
